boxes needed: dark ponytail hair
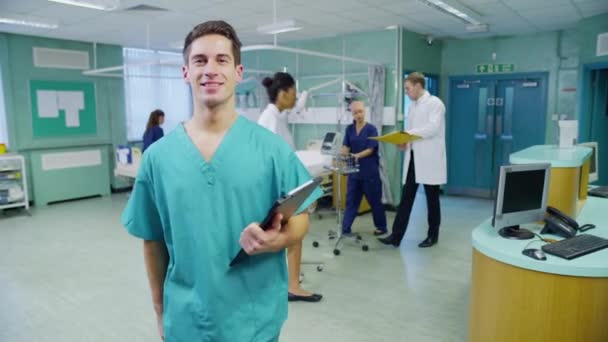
[262,72,295,104]
[146,109,165,131]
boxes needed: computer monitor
[492,163,551,240]
[321,131,341,155]
[579,142,598,183]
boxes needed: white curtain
[368,65,393,204]
[0,66,8,147]
[123,48,190,141]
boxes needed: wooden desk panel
[469,249,608,342]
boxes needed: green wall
[578,14,608,66]
[440,17,608,186]
[3,19,605,205]
[578,14,608,185]
[441,32,567,145]
[0,33,128,203]
[29,145,112,205]
[242,29,399,105]
[402,30,443,75]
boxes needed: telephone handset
[541,206,595,238]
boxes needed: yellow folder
[368,131,420,145]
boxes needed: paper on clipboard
[368,131,420,145]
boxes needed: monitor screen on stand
[492,163,551,240]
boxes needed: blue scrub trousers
[342,176,387,233]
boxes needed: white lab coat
[403,91,447,185]
[257,103,295,150]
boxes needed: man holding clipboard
[378,72,446,248]
[121,21,322,342]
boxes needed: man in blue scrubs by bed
[341,100,387,236]
[121,21,321,341]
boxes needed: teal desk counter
[468,196,608,342]
[510,144,593,218]
[509,144,592,167]
[472,196,608,277]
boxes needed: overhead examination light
[466,23,489,33]
[257,20,302,35]
[48,0,120,11]
[418,0,484,26]
[0,15,59,29]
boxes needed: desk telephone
[541,206,595,238]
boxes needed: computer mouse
[522,248,547,261]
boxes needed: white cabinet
[0,154,29,211]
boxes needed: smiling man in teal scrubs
[121,21,322,341]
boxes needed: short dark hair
[262,72,296,104]
[182,20,242,65]
[406,72,426,88]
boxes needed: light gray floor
[0,192,492,342]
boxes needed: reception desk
[468,197,608,342]
[510,145,592,218]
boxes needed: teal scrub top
[121,116,322,342]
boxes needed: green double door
[447,74,548,198]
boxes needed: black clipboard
[229,176,323,267]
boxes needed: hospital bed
[295,142,334,217]
[115,146,332,181]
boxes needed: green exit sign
[476,64,515,73]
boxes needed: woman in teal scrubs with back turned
[121,20,322,342]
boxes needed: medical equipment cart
[0,154,29,213]
[323,154,369,255]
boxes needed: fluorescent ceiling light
[385,25,398,30]
[418,0,483,26]
[466,23,489,33]
[0,15,59,29]
[257,20,302,35]
[48,0,120,11]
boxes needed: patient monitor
[321,132,341,155]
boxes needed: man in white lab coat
[379,72,446,248]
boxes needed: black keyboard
[541,234,608,260]
[588,186,608,198]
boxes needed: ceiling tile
[575,1,608,17]
[0,1,49,14]
[228,0,285,12]
[380,1,439,16]
[0,0,592,50]
[481,13,529,23]
[28,3,103,25]
[459,0,500,5]
[399,18,437,35]
[60,12,161,37]
[536,21,579,32]
[269,4,326,19]
[339,7,395,21]
[501,0,572,10]
[468,2,516,17]
[192,3,267,18]
[294,11,354,28]
[490,22,537,33]
[358,0,417,5]
[287,0,370,13]
[519,6,581,20]
[358,13,413,29]
[121,0,223,12]
[408,12,464,26]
